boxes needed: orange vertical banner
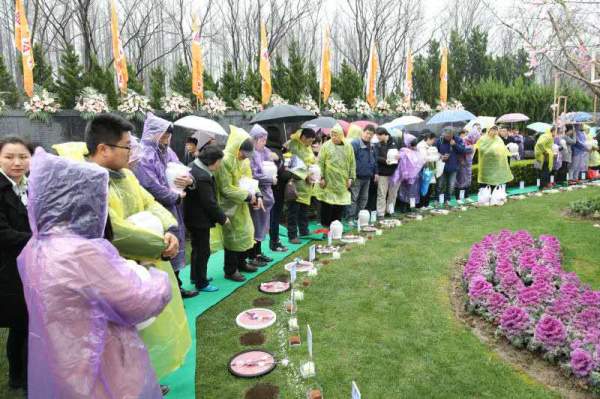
[440,47,448,106]
[259,21,272,106]
[15,0,34,97]
[320,25,331,103]
[111,0,128,95]
[366,41,378,108]
[191,1,204,102]
[404,48,413,108]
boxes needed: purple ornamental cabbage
[500,306,531,339]
[570,348,594,377]
[534,315,567,349]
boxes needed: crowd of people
[0,110,598,398]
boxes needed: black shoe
[289,237,301,244]
[256,254,273,263]
[270,243,288,252]
[180,288,199,298]
[161,384,170,396]
[248,258,268,267]
[239,263,258,273]
[225,272,246,282]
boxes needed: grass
[1,188,600,398]
[195,187,600,399]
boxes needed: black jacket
[376,137,401,176]
[0,173,31,326]
[184,162,227,230]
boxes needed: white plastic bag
[507,143,520,159]
[123,260,157,330]
[239,177,259,195]
[165,162,191,194]
[308,164,322,183]
[386,149,399,164]
[477,186,491,205]
[262,161,278,180]
[551,144,560,155]
[426,146,440,163]
[436,160,445,178]
[126,211,165,237]
[490,185,507,206]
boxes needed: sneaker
[270,243,288,252]
[289,238,301,244]
[248,258,268,267]
[256,254,273,263]
[197,284,219,292]
[239,263,258,273]
[225,272,246,282]
[161,384,170,396]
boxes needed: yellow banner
[404,48,413,108]
[366,41,378,108]
[259,21,272,106]
[320,26,331,103]
[440,47,448,106]
[15,0,34,97]
[111,0,128,95]
[191,2,204,102]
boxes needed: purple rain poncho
[133,113,187,270]
[249,125,275,241]
[456,129,480,189]
[17,149,171,399]
[392,147,425,203]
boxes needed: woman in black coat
[0,136,33,390]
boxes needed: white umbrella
[496,113,530,124]
[464,116,496,131]
[385,115,424,128]
[174,115,228,147]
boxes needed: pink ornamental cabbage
[534,315,567,349]
[518,286,543,308]
[500,306,530,338]
[468,276,494,303]
[570,348,595,377]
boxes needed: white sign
[519,181,525,190]
[439,194,445,204]
[307,324,313,359]
[459,190,465,201]
[352,381,361,399]
[581,172,587,180]
[290,263,297,283]
[308,245,316,262]
[327,231,332,246]
[370,211,377,223]
[536,178,541,187]
[409,197,416,208]
[550,175,555,184]
[566,172,571,181]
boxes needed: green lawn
[1,188,600,398]
[196,188,600,399]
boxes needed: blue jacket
[351,139,378,179]
[571,130,588,157]
[436,135,468,173]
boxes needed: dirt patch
[244,383,280,399]
[239,331,266,346]
[449,258,596,399]
[253,297,275,307]
[302,278,311,287]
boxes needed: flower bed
[463,230,600,391]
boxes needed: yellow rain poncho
[586,128,600,167]
[53,142,191,379]
[534,129,555,170]
[347,124,363,141]
[106,169,191,379]
[315,126,356,205]
[214,126,255,252]
[475,132,514,186]
[287,130,316,205]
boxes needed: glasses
[106,144,131,152]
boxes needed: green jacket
[315,139,356,205]
[288,131,316,205]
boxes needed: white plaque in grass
[519,181,525,190]
[352,381,361,399]
[409,197,416,208]
[308,245,316,262]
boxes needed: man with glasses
[85,113,191,395]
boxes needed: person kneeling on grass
[184,145,229,292]
[18,149,171,399]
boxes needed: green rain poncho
[475,132,514,186]
[534,129,555,170]
[315,126,356,205]
[52,142,191,379]
[587,127,600,167]
[287,130,316,205]
[214,126,255,252]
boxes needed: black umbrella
[250,104,316,124]
[301,116,338,129]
